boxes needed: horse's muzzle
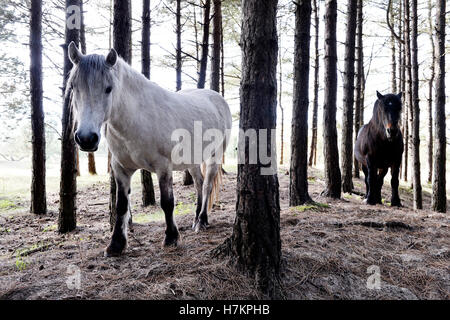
[385,127,398,141]
[75,131,99,152]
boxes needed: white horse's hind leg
[106,159,135,257]
[193,161,219,232]
[188,165,204,229]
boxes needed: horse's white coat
[67,43,232,253]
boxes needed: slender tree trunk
[341,0,357,193]
[197,0,211,89]
[225,0,281,297]
[30,0,47,215]
[353,0,363,179]
[210,0,222,92]
[431,0,446,213]
[403,0,412,182]
[309,0,319,168]
[176,0,182,91]
[140,0,156,207]
[278,29,284,165]
[398,0,404,179]
[59,0,80,233]
[410,0,422,209]
[110,0,132,229]
[321,0,341,199]
[220,15,225,97]
[427,0,435,184]
[87,153,97,175]
[289,0,312,206]
[390,0,397,93]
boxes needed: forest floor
[0,166,449,300]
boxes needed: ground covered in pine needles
[0,167,449,300]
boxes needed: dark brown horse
[354,91,403,206]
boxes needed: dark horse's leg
[362,165,369,199]
[106,159,135,257]
[157,170,179,246]
[366,158,378,205]
[390,165,402,207]
[376,168,388,204]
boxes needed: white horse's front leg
[105,159,135,257]
[157,169,179,246]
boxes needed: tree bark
[403,0,412,182]
[340,0,357,193]
[410,0,422,209]
[30,0,47,215]
[59,0,80,233]
[353,0,363,179]
[197,0,211,89]
[227,0,281,297]
[210,0,222,93]
[390,0,397,93]
[289,0,312,206]
[278,29,284,165]
[110,0,132,228]
[141,0,156,207]
[431,0,446,213]
[321,0,341,199]
[176,0,182,91]
[308,0,319,167]
[426,0,434,184]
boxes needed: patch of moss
[42,224,57,232]
[293,202,330,213]
[0,199,17,210]
[133,202,194,224]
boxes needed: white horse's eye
[105,86,112,94]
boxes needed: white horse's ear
[68,41,82,65]
[397,92,402,100]
[376,90,384,100]
[106,48,118,67]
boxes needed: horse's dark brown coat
[354,91,404,206]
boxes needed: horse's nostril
[90,133,99,145]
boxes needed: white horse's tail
[201,162,223,212]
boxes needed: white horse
[67,42,232,257]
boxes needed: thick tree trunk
[340,0,357,193]
[289,0,312,206]
[197,0,211,89]
[353,0,363,179]
[59,0,80,233]
[431,0,446,213]
[210,0,221,93]
[321,0,341,199]
[141,0,156,207]
[308,0,319,167]
[110,0,132,228]
[227,0,281,297]
[410,0,422,209]
[30,0,47,215]
[398,0,404,179]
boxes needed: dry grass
[0,167,448,300]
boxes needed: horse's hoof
[104,242,126,257]
[391,201,402,207]
[193,220,208,233]
[163,232,179,247]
